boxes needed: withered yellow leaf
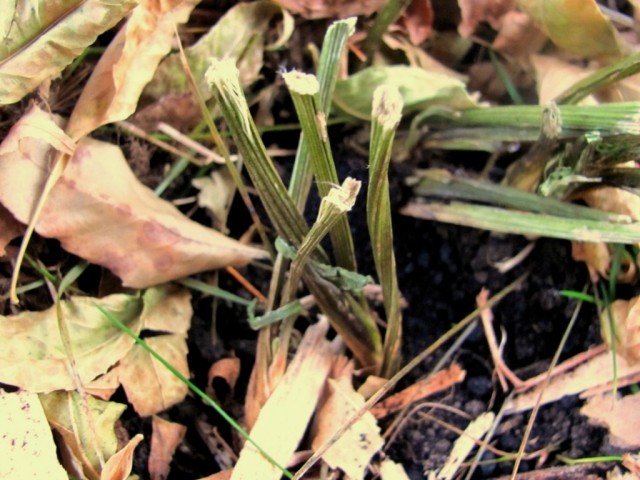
[66,0,201,140]
[0,0,137,105]
[0,294,143,393]
[518,0,628,61]
[40,391,127,480]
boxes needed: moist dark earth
[115,140,621,479]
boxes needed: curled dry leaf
[100,433,144,480]
[571,186,640,283]
[0,203,24,256]
[518,0,628,61]
[149,416,187,480]
[206,356,241,401]
[65,0,201,140]
[40,391,127,480]
[572,241,636,283]
[581,392,640,449]
[457,0,516,38]
[272,0,385,19]
[0,0,138,105]
[601,296,640,364]
[0,106,267,289]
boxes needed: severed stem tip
[372,85,403,128]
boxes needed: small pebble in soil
[464,399,487,417]
[466,376,492,397]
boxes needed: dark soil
[114,139,620,479]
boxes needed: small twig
[477,289,524,390]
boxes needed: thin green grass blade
[96,304,293,479]
[177,278,253,306]
[559,290,595,303]
[368,85,404,377]
[361,0,412,61]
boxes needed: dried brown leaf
[88,285,192,416]
[571,186,640,283]
[207,356,241,400]
[0,0,137,105]
[601,296,640,365]
[505,349,640,413]
[40,391,127,480]
[457,0,516,38]
[0,106,267,289]
[491,10,546,57]
[119,334,190,416]
[0,204,24,256]
[311,357,384,479]
[0,294,143,393]
[272,0,386,19]
[370,363,466,418]
[581,392,640,448]
[100,433,143,480]
[532,55,598,105]
[397,0,434,46]
[149,416,187,480]
[232,318,341,480]
[518,0,628,61]
[65,0,200,140]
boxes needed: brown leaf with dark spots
[0,106,267,289]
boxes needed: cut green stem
[368,85,404,377]
[283,70,358,272]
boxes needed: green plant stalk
[276,178,363,364]
[361,0,413,62]
[428,103,640,136]
[206,59,311,249]
[368,85,404,377]
[96,304,293,479]
[283,71,358,272]
[412,168,632,223]
[175,32,273,255]
[288,17,356,211]
[555,51,640,105]
[206,59,382,368]
[402,201,640,244]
